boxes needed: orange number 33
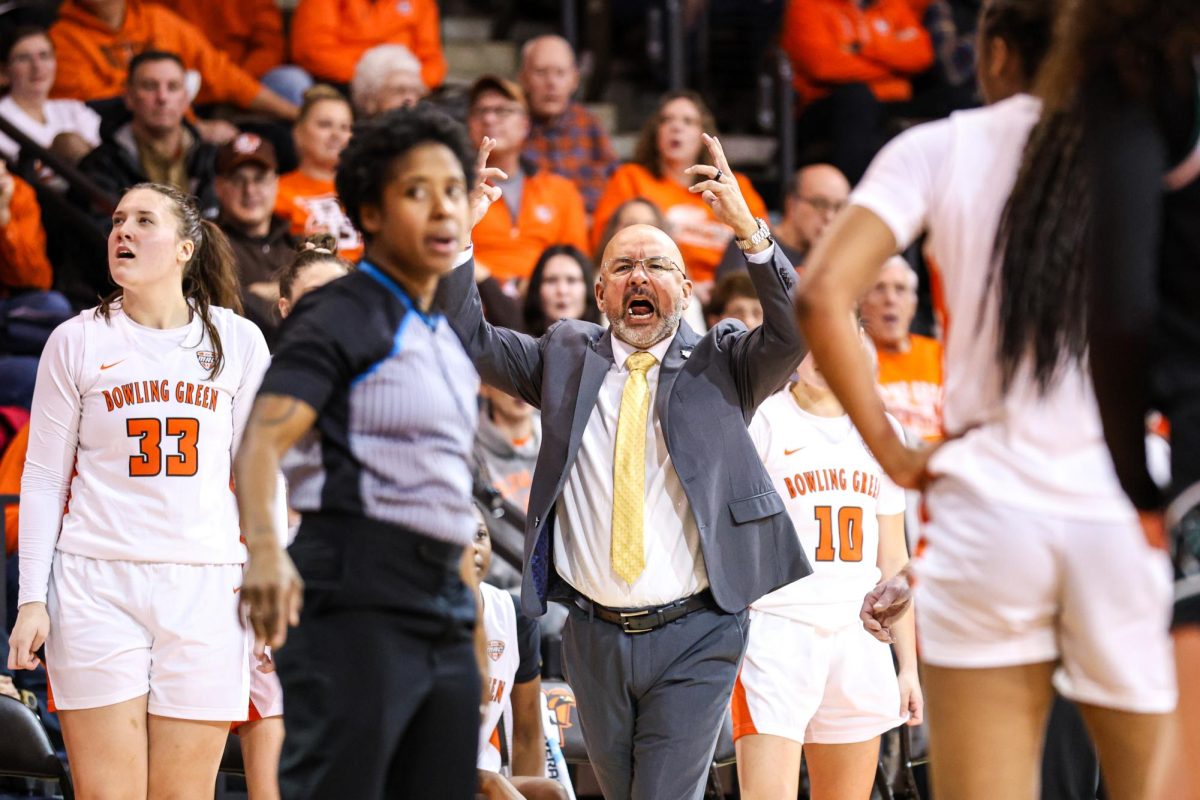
[813,505,864,562]
[127,417,200,477]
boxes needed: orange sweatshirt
[876,333,944,442]
[49,0,263,108]
[782,0,934,105]
[166,0,285,79]
[274,171,364,262]
[0,423,28,556]
[473,170,589,285]
[591,163,769,285]
[289,0,447,89]
[1,175,53,293]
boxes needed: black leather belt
[573,590,717,634]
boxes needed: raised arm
[798,124,942,488]
[685,134,806,414]
[436,138,545,406]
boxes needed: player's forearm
[511,683,546,777]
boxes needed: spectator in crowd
[715,163,850,281]
[859,256,943,442]
[350,44,427,119]
[214,132,295,343]
[473,379,541,592]
[465,510,568,800]
[782,0,934,183]
[274,85,362,261]
[76,51,219,225]
[592,196,668,266]
[172,0,313,106]
[290,0,447,91]
[0,162,73,409]
[474,384,540,514]
[0,26,100,164]
[48,0,298,138]
[519,35,618,215]
[522,244,601,337]
[468,76,588,287]
[592,90,769,287]
[705,272,762,330]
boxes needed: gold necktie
[612,351,658,585]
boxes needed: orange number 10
[813,505,864,562]
[126,417,200,477]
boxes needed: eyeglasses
[604,257,681,277]
[469,104,525,120]
[797,196,846,215]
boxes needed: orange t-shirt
[289,0,447,89]
[782,0,934,105]
[591,163,769,285]
[273,171,363,262]
[472,170,589,285]
[1,423,29,557]
[1,175,53,292]
[49,0,262,107]
[876,333,944,442]
[167,0,284,79]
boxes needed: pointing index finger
[475,137,495,180]
[702,133,732,177]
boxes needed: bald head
[601,224,684,272]
[782,164,851,252]
[860,256,919,353]
[520,35,579,119]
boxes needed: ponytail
[100,182,240,379]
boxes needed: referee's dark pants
[275,513,479,800]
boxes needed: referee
[233,106,482,799]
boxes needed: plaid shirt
[523,102,618,214]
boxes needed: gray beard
[608,305,683,349]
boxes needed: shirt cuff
[744,243,777,264]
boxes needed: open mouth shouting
[625,292,658,324]
[115,245,135,261]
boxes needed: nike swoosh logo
[100,360,125,370]
[784,447,807,456]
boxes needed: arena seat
[0,695,74,800]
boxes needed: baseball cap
[215,133,278,176]
[468,75,528,112]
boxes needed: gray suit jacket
[437,247,812,617]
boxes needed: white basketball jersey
[38,304,269,566]
[478,581,520,772]
[851,93,1136,522]
[749,390,905,629]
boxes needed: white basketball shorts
[45,551,250,720]
[915,478,1176,714]
[732,609,907,745]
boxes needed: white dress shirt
[553,333,709,607]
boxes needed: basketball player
[465,507,567,800]
[796,1,1174,798]
[8,183,271,797]
[733,344,921,800]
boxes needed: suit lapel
[565,329,613,469]
[655,322,696,434]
